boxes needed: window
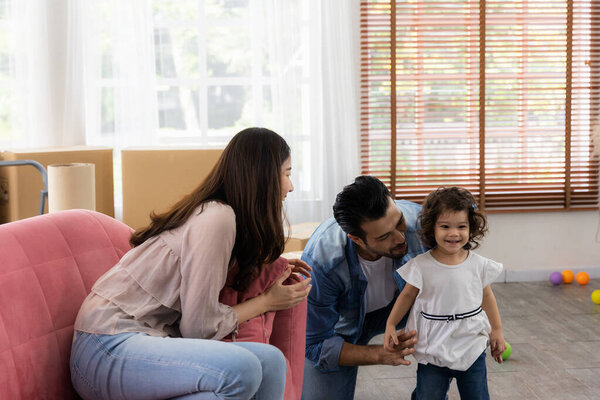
[153,0,276,145]
[81,0,324,221]
[89,0,277,147]
[360,0,599,211]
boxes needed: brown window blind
[360,0,599,211]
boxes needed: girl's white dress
[398,250,503,371]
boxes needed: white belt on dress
[420,306,482,323]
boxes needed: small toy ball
[502,342,512,361]
[575,271,590,286]
[549,272,563,285]
[562,270,575,284]
[592,290,600,305]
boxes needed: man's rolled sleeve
[303,254,346,372]
[314,335,344,372]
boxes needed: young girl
[384,186,505,400]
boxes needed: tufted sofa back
[0,210,132,399]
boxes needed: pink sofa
[0,209,306,400]
[0,210,132,399]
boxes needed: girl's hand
[262,266,311,311]
[286,258,312,278]
[383,323,399,351]
[489,330,506,363]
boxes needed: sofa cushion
[0,210,132,399]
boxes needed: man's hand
[378,329,417,366]
[339,329,418,367]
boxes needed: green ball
[502,342,512,361]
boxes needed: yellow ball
[592,290,600,305]
[562,270,574,284]
[576,271,590,286]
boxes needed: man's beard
[364,242,407,259]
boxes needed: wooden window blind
[360,0,599,211]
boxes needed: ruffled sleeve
[481,257,503,287]
[178,202,239,340]
[397,256,423,290]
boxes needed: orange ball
[562,270,575,284]
[575,271,590,285]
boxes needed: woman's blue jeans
[412,351,489,400]
[70,331,287,400]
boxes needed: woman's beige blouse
[74,201,239,340]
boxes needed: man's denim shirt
[301,200,427,372]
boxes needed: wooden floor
[355,279,600,400]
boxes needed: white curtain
[77,0,159,219]
[267,0,360,224]
[80,0,159,149]
[0,0,86,149]
[2,0,52,148]
[315,0,360,222]
[4,0,360,224]
[60,0,86,146]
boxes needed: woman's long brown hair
[130,127,290,292]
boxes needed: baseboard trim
[497,266,600,283]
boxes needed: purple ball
[550,272,563,285]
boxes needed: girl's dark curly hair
[419,187,487,250]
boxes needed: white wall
[477,210,600,282]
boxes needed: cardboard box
[284,221,321,253]
[121,147,223,230]
[281,250,303,260]
[0,147,114,224]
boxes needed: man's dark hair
[333,176,392,240]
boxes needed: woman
[70,127,312,400]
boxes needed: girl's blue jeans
[412,351,489,400]
[70,331,287,400]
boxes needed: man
[301,176,428,400]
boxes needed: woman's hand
[262,266,312,311]
[286,258,312,278]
